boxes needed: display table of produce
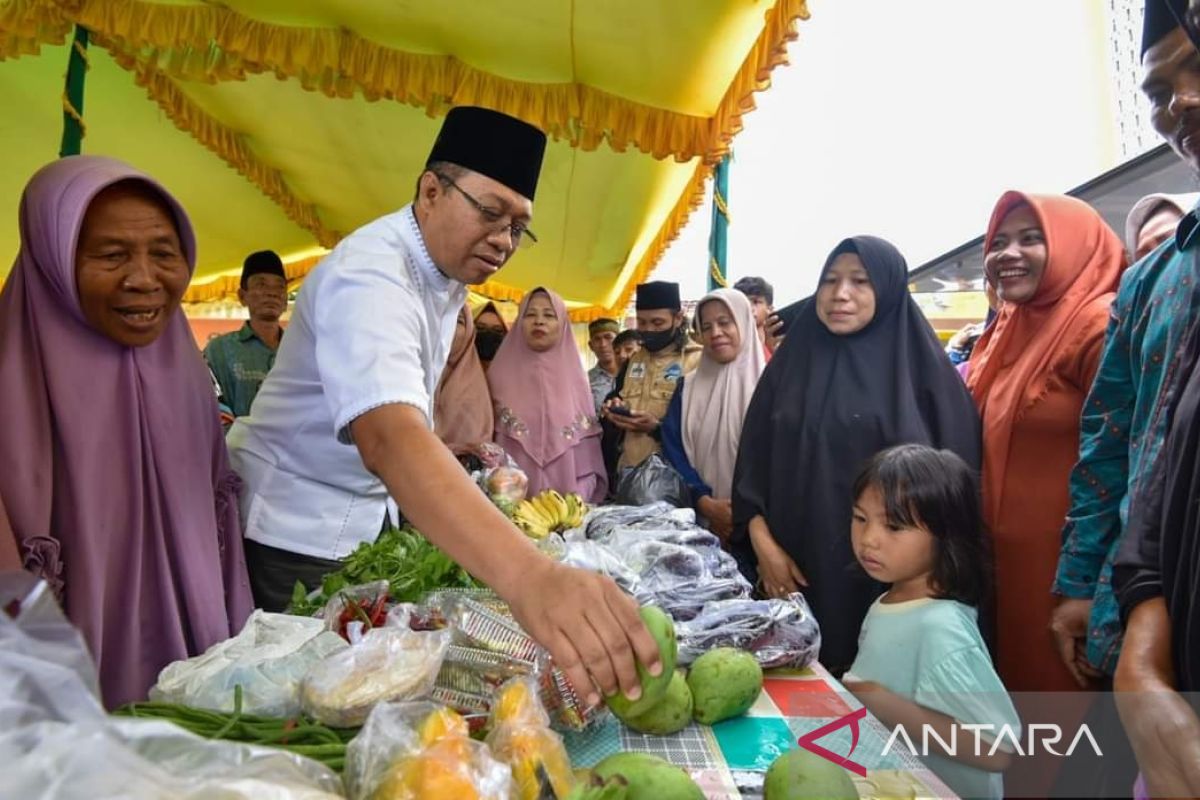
[562,663,958,799]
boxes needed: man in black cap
[203,250,288,422]
[227,106,660,705]
[587,317,621,412]
[603,280,701,471]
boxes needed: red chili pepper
[367,593,388,627]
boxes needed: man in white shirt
[227,106,660,707]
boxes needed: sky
[651,0,1157,306]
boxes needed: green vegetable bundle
[287,525,480,617]
[115,687,356,772]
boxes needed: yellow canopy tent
[0,0,809,321]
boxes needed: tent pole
[707,153,731,290]
[59,25,90,158]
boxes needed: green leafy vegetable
[287,525,480,616]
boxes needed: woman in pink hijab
[0,156,254,708]
[488,288,607,502]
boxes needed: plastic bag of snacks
[485,677,575,800]
[432,591,604,731]
[344,701,511,800]
[300,625,451,727]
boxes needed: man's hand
[697,495,733,542]
[1115,597,1200,799]
[607,409,659,434]
[350,403,662,707]
[506,557,663,707]
[1049,597,1102,688]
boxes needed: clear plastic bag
[583,501,692,541]
[485,677,575,800]
[150,610,349,717]
[559,530,753,621]
[0,573,344,800]
[321,580,394,643]
[300,626,451,727]
[473,445,529,507]
[344,701,511,800]
[675,593,822,669]
[613,454,691,508]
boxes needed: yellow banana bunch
[512,490,588,539]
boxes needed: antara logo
[798,708,1104,776]
[797,707,869,777]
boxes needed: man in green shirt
[204,250,288,420]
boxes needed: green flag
[706,153,731,291]
[59,25,90,158]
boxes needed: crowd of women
[3,2,1200,796]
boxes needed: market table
[562,663,958,799]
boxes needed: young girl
[841,444,1018,800]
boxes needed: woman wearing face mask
[473,301,508,370]
[731,237,981,674]
[660,289,766,543]
[967,192,1126,692]
[488,288,607,502]
[434,304,494,453]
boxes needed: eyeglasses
[434,173,537,249]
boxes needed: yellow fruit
[494,678,539,725]
[373,741,481,800]
[496,727,574,800]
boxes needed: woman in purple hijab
[0,156,254,708]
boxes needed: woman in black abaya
[731,236,982,673]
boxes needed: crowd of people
[3,1,1200,797]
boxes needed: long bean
[113,688,358,772]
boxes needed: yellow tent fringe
[183,251,325,304]
[0,0,72,60]
[604,160,712,317]
[59,0,810,164]
[107,47,341,249]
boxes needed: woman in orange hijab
[967,192,1126,692]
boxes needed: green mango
[605,606,677,718]
[687,647,763,725]
[764,747,858,799]
[617,670,692,735]
[592,752,704,800]
[563,772,629,800]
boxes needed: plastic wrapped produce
[485,677,575,800]
[151,610,349,717]
[0,574,344,800]
[675,594,821,669]
[344,702,511,800]
[583,502,683,541]
[430,592,605,731]
[300,625,450,727]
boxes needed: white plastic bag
[151,610,349,717]
[301,627,451,727]
[0,572,345,800]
